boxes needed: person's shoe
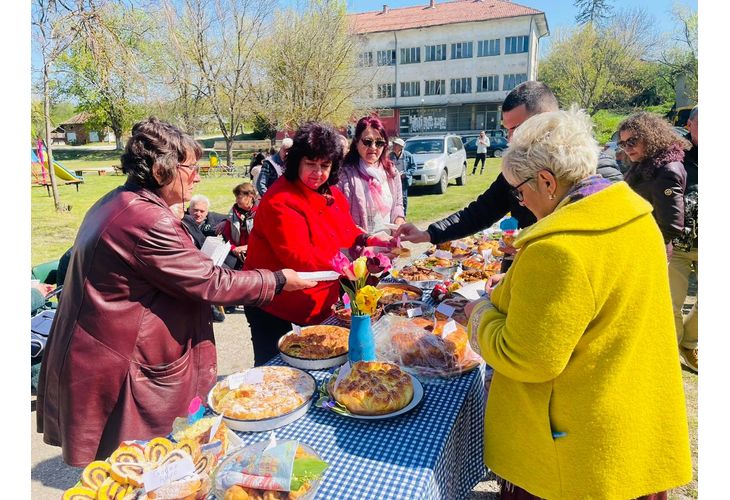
[211,306,225,323]
[679,346,698,372]
[224,306,237,314]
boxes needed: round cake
[330,361,414,416]
[279,325,349,359]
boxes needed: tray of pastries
[208,367,316,432]
[278,325,350,370]
[396,265,446,288]
[376,283,423,305]
[325,361,421,418]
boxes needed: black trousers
[244,306,293,366]
[472,153,486,174]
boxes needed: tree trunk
[43,59,65,212]
[226,138,234,168]
[114,126,124,150]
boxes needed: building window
[476,75,499,92]
[503,73,528,91]
[377,49,396,66]
[477,39,500,57]
[450,77,472,94]
[424,79,446,96]
[450,41,473,59]
[505,36,529,54]
[425,44,447,62]
[400,81,420,97]
[400,47,420,64]
[358,52,373,67]
[377,83,396,98]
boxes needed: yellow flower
[355,285,383,316]
[353,257,368,280]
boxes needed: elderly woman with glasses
[219,182,259,269]
[466,108,691,499]
[619,111,692,259]
[36,118,315,467]
[338,116,405,233]
[244,122,394,365]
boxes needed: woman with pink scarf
[338,116,405,233]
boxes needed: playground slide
[31,149,83,182]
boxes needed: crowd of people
[34,81,697,497]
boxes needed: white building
[349,0,548,137]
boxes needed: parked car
[461,130,509,158]
[405,134,468,194]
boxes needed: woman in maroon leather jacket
[619,112,692,259]
[36,118,314,466]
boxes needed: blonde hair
[503,106,598,188]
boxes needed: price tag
[208,413,224,442]
[436,302,455,318]
[334,362,351,390]
[406,307,423,318]
[453,241,469,250]
[401,292,408,303]
[291,324,303,335]
[434,250,453,260]
[142,456,195,492]
[482,249,492,261]
[228,369,264,389]
[442,319,458,337]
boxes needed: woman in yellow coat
[467,107,691,499]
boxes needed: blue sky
[346,0,697,37]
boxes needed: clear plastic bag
[373,314,483,379]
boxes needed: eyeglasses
[177,163,200,173]
[509,177,533,202]
[360,138,387,149]
[617,136,639,149]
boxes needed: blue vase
[348,314,376,363]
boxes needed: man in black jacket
[395,81,622,272]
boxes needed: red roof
[350,0,544,34]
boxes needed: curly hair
[283,122,345,193]
[121,117,202,189]
[618,112,691,161]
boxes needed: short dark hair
[121,117,202,189]
[283,122,345,193]
[233,181,258,200]
[502,81,559,115]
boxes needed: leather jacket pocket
[135,347,193,386]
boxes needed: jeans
[668,247,698,349]
[472,153,486,174]
[401,178,410,216]
[244,306,293,366]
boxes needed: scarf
[227,203,255,245]
[356,158,390,217]
[556,174,613,209]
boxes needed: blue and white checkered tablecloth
[229,357,488,500]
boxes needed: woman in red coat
[36,118,315,466]
[244,122,392,365]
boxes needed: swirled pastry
[279,325,349,359]
[211,367,315,421]
[331,361,413,416]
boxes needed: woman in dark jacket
[219,182,258,269]
[36,118,314,467]
[619,112,692,259]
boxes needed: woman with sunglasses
[338,116,405,233]
[244,122,395,365]
[219,182,259,270]
[466,108,691,499]
[36,118,315,467]
[619,111,692,259]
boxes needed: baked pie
[211,367,315,421]
[377,285,423,305]
[398,265,445,282]
[279,325,349,359]
[330,361,414,416]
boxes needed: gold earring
[548,193,556,200]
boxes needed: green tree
[254,0,370,130]
[574,0,614,25]
[658,5,698,105]
[540,8,657,115]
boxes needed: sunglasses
[617,136,639,149]
[360,138,387,149]
[177,163,200,173]
[509,177,533,202]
